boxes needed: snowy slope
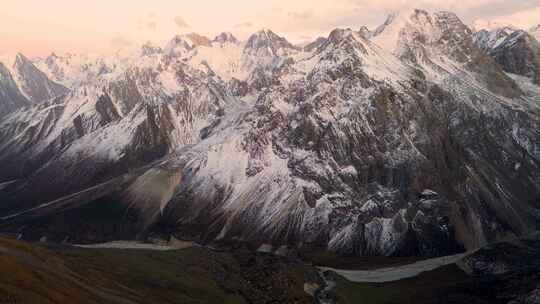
[371,9,471,77]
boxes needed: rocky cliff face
[11,53,69,103]
[474,27,540,85]
[0,9,539,257]
[0,63,30,116]
[0,52,68,117]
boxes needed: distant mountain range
[0,8,539,258]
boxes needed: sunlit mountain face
[0,3,540,304]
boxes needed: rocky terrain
[0,53,68,116]
[474,26,540,84]
[0,9,539,259]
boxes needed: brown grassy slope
[0,238,317,304]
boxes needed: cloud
[146,21,157,31]
[234,21,254,29]
[5,0,540,56]
[344,0,540,26]
[287,11,313,20]
[261,0,540,39]
[137,13,159,32]
[173,16,190,28]
[110,36,132,48]
[472,6,540,30]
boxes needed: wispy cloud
[473,6,540,30]
[2,0,539,56]
[234,21,254,29]
[110,36,132,48]
[173,16,190,28]
[146,21,157,31]
[287,11,313,20]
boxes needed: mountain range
[0,8,539,258]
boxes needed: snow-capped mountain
[164,33,211,56]
[474,27,540,85]
[473,26,519,50]
[0,53,67,116]
[244,29,300,56]
[372,10,480,75]
[0,9,539,257]
[35,52,119,88]
[11,53,69,103]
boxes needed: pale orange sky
[1,0,539,58]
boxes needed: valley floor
[318,251,471,283]
[0,235,539,304]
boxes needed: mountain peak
[164,33,212,56]
[371,8,471,55]
[371,8,434,52]
[164,35,195,56]
[245,29,298,54]
[0,61,30,116]
[213,32,238,44]
[259,28,273,34]
[9,50,68,104]
[327,28,358,43]
[358,26,372,39]
[251,28,281,40]
[184,33,212,47]
[320,27,377,59]
[473,26,522,51]
[473,25,540,85]
[373,8,430,33]
[14,52,28,61]
[13,52,32,68]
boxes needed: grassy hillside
[0,238,319,304]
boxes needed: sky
[0,0,539,57]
